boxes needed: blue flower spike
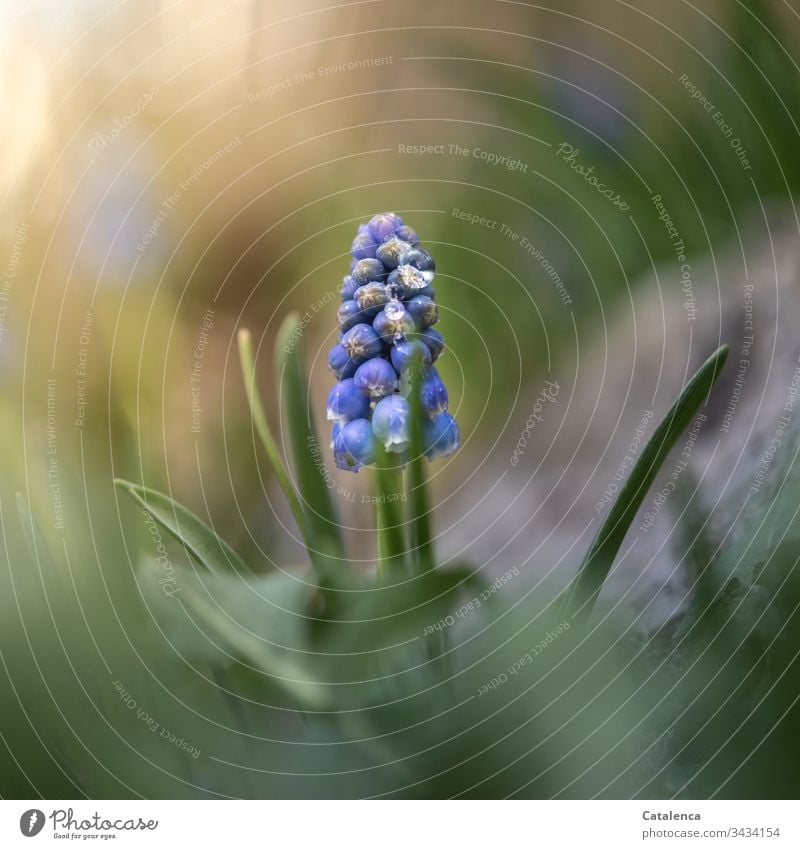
[328,214,459,471]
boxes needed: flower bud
[341,275,358,301]
[331,420,342,449]
[387,264,429,299]
[367,212,403,243]
[351,230,378,260]
[354,282,390,317]
[372,394,411,453]
[328,344,358,379]
[406,295,438,330]
[354,357,398,399]
[395,224,420,244]
[352,257,387,286]
[334,418,376,470]
[327,378,371,423]
[376,236,411,270]
[404,247,436,283]
[341,323,382,363]
[423,413,460,459]
[419,367,449,417]
[390,339,432,373]
[373,301,415,342]
[338,299,368,331]
[416,327,445,361]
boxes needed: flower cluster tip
[327,213,459,471]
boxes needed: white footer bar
[1,800,795,847]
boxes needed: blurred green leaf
[139,559,329,709]
[176,574,328,710]
[114,479,250,574]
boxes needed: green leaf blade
[563,344,730,627]
[114,479,250,574]
[238,328,308,544]
[275,314,346,584]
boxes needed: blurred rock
[438,207,800,627]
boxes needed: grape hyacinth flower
[372,394,411,454]
[333,418,376,471]
[327,213,459,471]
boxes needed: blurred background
[2,0,800,799]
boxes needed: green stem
[375,449,406,579]
[237,328,308,544]
[408,354,435,574]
